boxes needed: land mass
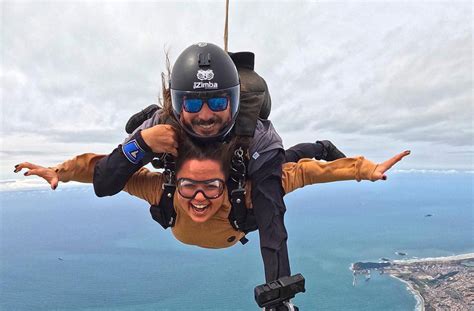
[351,253,474,311]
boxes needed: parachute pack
[229,51,271,137]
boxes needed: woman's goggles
[177,178,225,199]
[183,96,228,113]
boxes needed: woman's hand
[14,162,59,190]
[371,150,411,181]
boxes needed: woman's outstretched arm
[15,154,163,204]
[281,151,410,194]
[15,153,106,189]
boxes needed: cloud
[268,3,472,148]
[0,1,472,175]
[0,178,85,192]
[394,169,473,174]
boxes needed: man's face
[180,101,231,136]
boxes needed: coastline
[352,253,474,310]
[389,253,473,310]
[388,275,425,311]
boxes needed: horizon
[2,168,473,193]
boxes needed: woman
[14,139,409,249]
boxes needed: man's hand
[371,150,411,181]
[14,162,59,190]
[140,124,178,156]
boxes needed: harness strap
[149,154,177,229]
[227,147,247,231]
[227,146,258,237]
[229,187,246,230]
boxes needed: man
[92,42,344,302]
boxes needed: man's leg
[285,140,346,162]
[261,238,290,281]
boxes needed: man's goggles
[170,85,240,139]
[177,178,225,199]
[183,96,228,113]
[171,85,240,118]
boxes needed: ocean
[1,172,472,310]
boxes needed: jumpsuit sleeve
[281,157,378,194]
[93,110,166,197]
[51,153,162,205]
[51,153,106,183]
[93,130,155,197]
[122,168,164,205]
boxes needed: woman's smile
[176,158,226,223]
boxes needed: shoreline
[352,252,474,310]
[389,253,473,310]
[388,275,425,311]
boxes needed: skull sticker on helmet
[197,69,215,81]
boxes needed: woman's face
[176,158,226,223]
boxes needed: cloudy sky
[1,0,472,181]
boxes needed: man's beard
[191,116,228,135]
[191,116,224,127]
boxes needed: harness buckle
[231,188,246,201]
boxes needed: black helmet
[170,42,240,139]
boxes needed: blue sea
[1,172,473,310]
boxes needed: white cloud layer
[1,1,472,180]
[0,178,85,192]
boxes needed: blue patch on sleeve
[122,139,145,164]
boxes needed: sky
[1,0,472,182]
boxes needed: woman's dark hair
[175,134,235,179]
[159,52,173,118]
